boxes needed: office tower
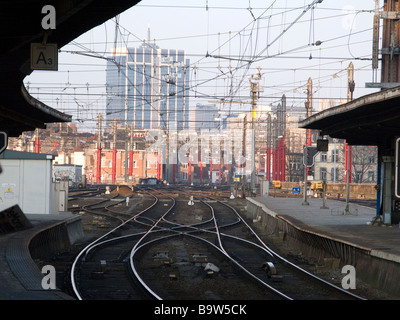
[106,38,190,131]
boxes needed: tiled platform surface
[0,213,77,300]
[248,196,400,263]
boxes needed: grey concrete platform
[248,196,400,264]
[0,213,80,300]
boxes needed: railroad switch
[262,262,283,282]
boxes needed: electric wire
[24,1,378,131]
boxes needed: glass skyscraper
[106,42,190,131]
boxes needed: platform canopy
[299,86,400,146]
[1,0,140,137]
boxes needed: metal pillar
[343,144,352,215]
[302,146,309,206]
[381,0,400,84]
[96,146,101,184]
[249,69,263,194]
[124,125,128,182]
[267,114,272,181]
[210,160,212,183]
[157,154,161,181]
[112,118,117,184]
[34,128,41,153]
[189,156,192,184]
[96,113,102,185]
[200,161,203,184]
[129,123,133,178]
[250,81,257,192]
[320,180,329,209]
[280,95,286,182]
[376,159,382,217]
[382,156,394,224]
[344,62,355,213]
[302,78,312,206]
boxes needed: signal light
[303,146,318,167]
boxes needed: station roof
[1,0,140,137]
[298,86,400,146]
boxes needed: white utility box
[0,150,53,214]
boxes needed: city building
[105,33,190,131]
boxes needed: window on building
[331,168,338,182]
[368,156,375,164]
[367,171,375,182]
[320,167,327,180]
[355,171,363,182]
[331,149,339,162]
[320,152,327,162]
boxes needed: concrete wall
[29,216,84,259]
[245,198,400,297]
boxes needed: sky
[24,0,380,132]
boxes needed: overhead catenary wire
[24,1,378,130]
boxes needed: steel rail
[132,191,293,299]
[129,231,293,300]
[70,191,159,300]
[215,198,367,300]
[127,192,177,300]
[71,185,366,300]
[169,187,366,300]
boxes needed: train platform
[0,212,81,300]
[247,196,400,263]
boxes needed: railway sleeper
[90,271,105,279]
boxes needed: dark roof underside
[299,86,400,146]
[0,0,141,137]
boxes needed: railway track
[68,185,367,300]
[201,198,362,300]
